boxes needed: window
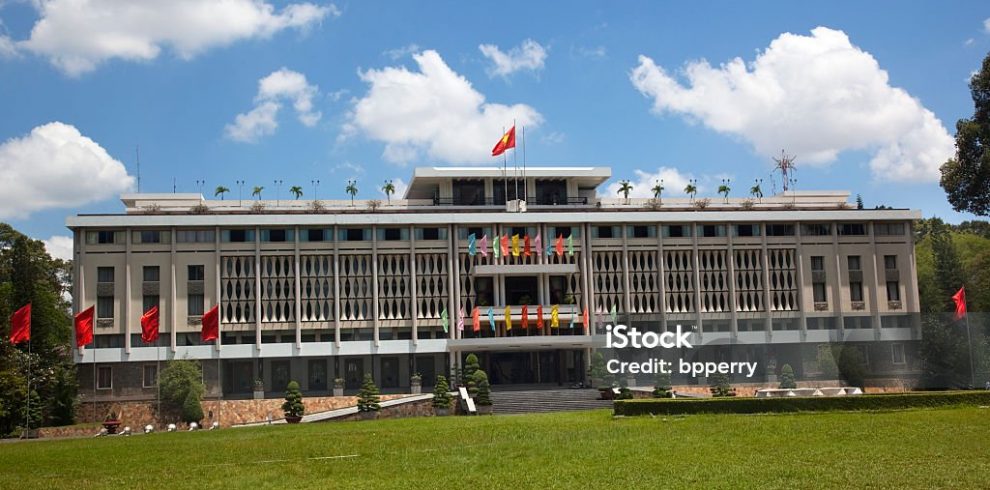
[811,256,827,303]
[850,281,864,302]
[188,265,204,281]
[629,225,653,238]
[875,223,906,236]
[766,224,794,236]
[262,229,289,242]
[143,365,158,388]
[839,223,867,236]
[303,228,329,242]
[811,256,825,271]
[133,230,168,244]
[886,281,901,302]
[343,228,367,241]
[143,266,160,282]
[847,256,861,271]
[97,266,115,283]
[419,227,442,240]
[663,225,689,238]
[96,231,116,244]
[176,229,215,243]
[466,227,484,238]
[97,366,112,390]
[225,229,251,243]
[735,224,760,237]
[595,226,614,239]
[553,226,573,239]
[802,224,831,236]
[142,295,159,312]
[510,226,529,237]
[382,228,403,241]
[97,296,114,319]
[891,343,906,365]
[698,225,725,238]
[884,255,897,270]
[474,277,494,308]
[187,293,204,316]
[848,255,863,302]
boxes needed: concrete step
[489,389,612,414]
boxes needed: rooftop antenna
[772,150,797,193]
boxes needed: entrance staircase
[490,389,612,415]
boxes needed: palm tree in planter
[473,370,492,415]
[345,180,358,206]
[750,179,763,202]
[289,186,303,200]
[356,373,380,420]
[718,179,731,203]
[684,182,698,202]
[282,380,305,423]
[432,375,453,416]
[651,180,664,204]
[382,179,395,205]
[214,186,230,200]
[252,186,264,200]
[617,180,633,204]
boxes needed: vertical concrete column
[254,226,262,349]
[760,223,773,343]
[657,223,667,333]
[793,222,808,341]
[446,224,456,340]
[831,225,845,336]
[371,225,380,347]
[214,226,222,353]
[726,225,738,339]
[867,222,882,340]
[294,226,302,348]
[76,231,86,357]
[583,223,595,336]
[410,225,419,345]
[170,226,177,352]
[691,222,704,340]
[492,225,502,337]
[333,225,341,347]
[124,227,132,354]
[906,221,921,335]
[452,224,461,340]
[621,223,632,323]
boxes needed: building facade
[68,167,922,401]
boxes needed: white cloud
[541,131,566,145]
[0,35,17,58]
[479,39,547,78]
[345,49,542,164]
[0,122,134,219]
[11,0,336,76]
[383,44,420,60]
[225,68,321,142]
[964,38,975,47]
[42,235,73,261]
[630,27,954,183]
[601,168,694,198]
[575,45,607,59]
[984,17,990,33]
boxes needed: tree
[356,373,380,412]
[282,380,305,418]
[835,346,867,388]
[717,183,731,203]
[709,373,733,397]
[651,181,664,200]
[684,183,698,202]
[345,181,358,205]
[22,389,42,431]
[463,353,481,397]
[432,375,452,409]
[779,364,796,389]
[856,194,864,210]
[931,220,964,313]
[750,181,763,201]
[652,372,672,398]
[252,186,264,200]
[382,180,395,204]
[159,359,204,417]
[181,388,204,424]
[473,371,491,407]
[940,53,990,216]
[289,186,303,200]
[617,180,633,203]
[589,351,609,387]
[214,186,229,200]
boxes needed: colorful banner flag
[457,307,465,332]
[501,234,509,257]
[569,305,576,329]
[521,305,529,329]
[511,234,520,257]
[504,305,512,330]
[472,307,480,332]
[567,234,574,256]
[537,305,544,329]
[493,234,500,258]
[201,305,219,342]
[523,235,531,256]
[488,307,495,332]
[441,308,449,333]
[550,305,559,328]
[491,126,516,156]
[610,304,617,324]
[534,234,542,257]
[467,233,477,256]
[140,305,160,344]
[545,243,553,257]
[74,306,94,348]
[582,307,589,332]
[555,235,564,256]
[953,287,967,320]
[479,234,488,257]
[9,303,30,345]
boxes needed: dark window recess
[667,225,686,238]
[421,227,440,240]
[383,228,402,241]
[886,281,900,301]
[596,226,614,239]
[268,229,287,242]
[97,231,115,244]
[188,293,204,316]
[473,277,494,307]
[701,225,720,237]
[811,256,825,271]
[467,227,484,238]
[736,224,756,237]
[803,224,831,236]
[307,229,325,242]
[188,265,204,281]
[345,228,365,241]
[884,255,897,269]
[848,256,861,270]
[142,295,159,312]
[140,231,161,243]
[766,224,795,236]
[840,223,866,236]
[143,266,160,282]
[554,227,572,239]
[228,229,248,242]
[97,296,114,319]
[97,266,115,283]
[511,227,528,237]
[632,226,650,238]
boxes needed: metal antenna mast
[772,150,797,192]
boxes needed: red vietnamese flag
[140,305,160,344]
[555,235,564,256]
[9,303,30,344]
[521,304,529,329]
[472,307,480,333]
[500,234,509,257]
[536,305,544,330]
[953,287,967,321]
[582,307,589,332]
[491,126,516,156]
[201,305,219,342]
[523,235,531,256]
[74,306,95,348]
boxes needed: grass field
[1,407,988,489]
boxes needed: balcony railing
[431,196,589,206]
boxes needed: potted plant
[356,373,380,420]
[333,378,345,397]
[410,373,422,395]
[253,378,265,399]
[473,371,492,415]
[102,408,122,435]
[282,380,305,424]
[432,375,452,416]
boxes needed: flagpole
[25,337,31,435]
[502,126,508,207]
[965,313,975,389]
[522,125,527,202]
[156,333,161,426]
[513,119,518,202]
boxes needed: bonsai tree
[356,373,380,413]
[181,389,204,424]
[652,372,672,398]
[289,186,303,200]
[432,375,452,410]
[464,353,481,397]
[779,364,797,389]
[473,371,491,408]
[282,380,305,420]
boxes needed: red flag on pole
[491,126,516,156]
[582,307,589,332]
[74,306,95,348]
[472,307,480,333]
[523,235,531,256]
[201,305,219,342]
[521,304,529,329]
[9,303,30,344]
[140,305,160,344]
[953,287,967,320]
[555,235,564,256]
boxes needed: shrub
[837,346,867,388]
[779,364,797,389]
[282,381,305,418]
[181,389,203,424]
[817,347,839,379]
[160,360,205,416]
[22,389,42,430]
[653,372,673,398]
[616,387,634,400]
[357,374,380,412]
[464,354,481,397]
[432,375,452,409]
[473,371,491,407]
[710,373,733,397]
[613,391,990,416]
[590,352,610,387]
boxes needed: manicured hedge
[613,391,990,416]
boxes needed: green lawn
[1,408,988,489]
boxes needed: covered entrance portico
[449,335,593,388]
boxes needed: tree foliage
[159,359,204,417]
[282,380,305,418]
[779,364,797,389]
[432,375,452,409]
[357,373,380,412]
[181,388,204,424]
[940,53,990,216]
[652,372,672,398]
[473,370,491,407]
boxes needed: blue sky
[0,1,987,258]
